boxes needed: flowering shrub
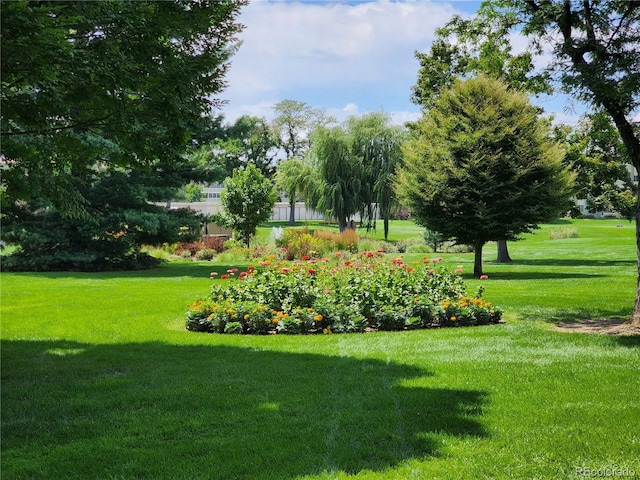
[186,252,502,335]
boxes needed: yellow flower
[450,316,456,322]
[314,314,323,321]
[244,314,250,320]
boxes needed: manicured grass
[2,219,639,479]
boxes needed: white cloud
[221,0,464,122]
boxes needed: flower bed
[186,251,502,334]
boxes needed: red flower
[221,274,229,280]
[308,269,317,275]
[301,255,310,261]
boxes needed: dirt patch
[555,318,640,336]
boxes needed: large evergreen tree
[396,76,574,277]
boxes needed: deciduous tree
[1,0,246,269]
[216,164,277,247]
[396,76,574,277]
[469,0,640,324]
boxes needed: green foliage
[396,75,574,277]
[274,158,317,225]
[310,126,362,231]
[560,112,636,218]
[346,113,405,239]
[216,164,278,247]
[272,99,335,160]
[198,115,280,180]
[423,228,449,252]
[1,0,247,215]
[1,173,201,271]
[307,113,406,237]
[187,252,502,335]
[412,3,551,109]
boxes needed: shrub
[195,249,217,261]
[407,244,432,254]
[335,229,359,252]
[187,252,502,335]
[202,235,226,253]
[550,227,579,240]
[423,229,449,252]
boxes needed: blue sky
[219,0,587,126]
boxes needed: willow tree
[396,76,574,277]
[310,127,362,232]
[274,158,316,226]
[346,113,405,240]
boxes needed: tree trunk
[384,217,389,241]
[496,240,513,263]
[554,6,640,326]
[473,241,484,278]
[288,187,296,226]
[288,199,295,226]
[633,184,640,326]
[338,217,347,232]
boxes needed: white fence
[167,201,327,223]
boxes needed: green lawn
[2,219,639,479]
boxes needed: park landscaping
[1,219,639,479]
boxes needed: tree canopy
[396,76,574,277]
[560,112,635,220]
[1,0,247,215]
[1,0,246,270]
[216,164,278,247]
[467,0,640,323]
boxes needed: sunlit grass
[2,219,639,479]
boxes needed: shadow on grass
[613,334,640,347]
[516,307,632,324]
[506,259,635,268]
[1,340,487,480]
[477,271,603,281]
[2,262,222,280]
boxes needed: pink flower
[433,257,443,263]
[308,269,317,275]
[210,272,219,277]
[455,268,463,274]
[480,275,489,280]
[281,267,290,274]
